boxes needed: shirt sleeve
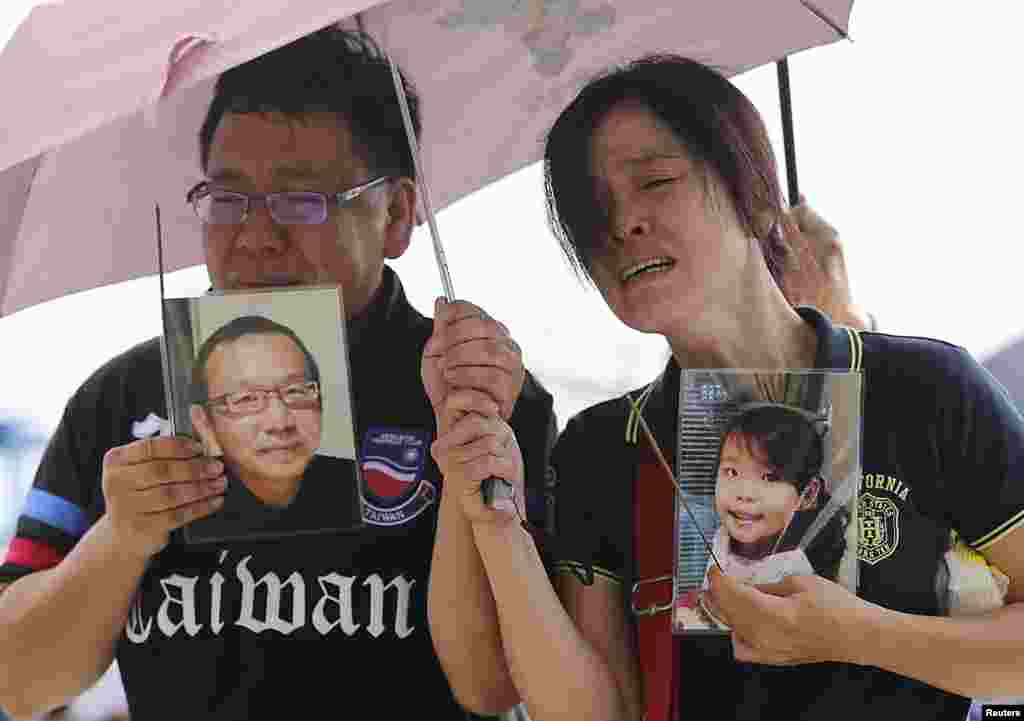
[549,408,630,585]
[0,389,106,584]
[934,348,1024,551]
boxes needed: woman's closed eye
[641,177,678,190]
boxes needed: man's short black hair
[191,315,321,405]
[199,25,420,179]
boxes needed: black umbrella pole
[777,58,800,207]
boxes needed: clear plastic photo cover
[161,285,365,544]
[672,370,863,635]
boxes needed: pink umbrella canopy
[0,0,853,318]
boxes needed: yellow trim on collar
[625,382,657,445]
[845,327,863,372]
[624,328,863,444]
[971,507,1024,552]
[553,561,623,585]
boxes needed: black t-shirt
[184,454,363,544]
[1,267,557,721]
[551,308,1024,721]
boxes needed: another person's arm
[778,197,873,331]
[0,436,225,718]
[430,404,642,721]
[708,537,1024,698]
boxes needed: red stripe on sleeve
[4,538,65,571]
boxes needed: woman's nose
[612,212,651,244]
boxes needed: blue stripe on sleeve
[24,488,89,537]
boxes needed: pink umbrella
[0,0,853,318]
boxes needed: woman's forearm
[473,520,636,721]
[427,490,519,715]
[856,601,1024,698]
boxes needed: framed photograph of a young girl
[672,369,863,634]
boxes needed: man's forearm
[855,601,1024,697]
[427,491,519,715]
[0,515,148,718]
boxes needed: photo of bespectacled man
[162,287,363,543]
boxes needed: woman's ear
[382,177,417,260]
[798,477,821,511]
[190,404,223,457]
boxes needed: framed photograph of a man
[161,285,365,543]
[672,370,863,635]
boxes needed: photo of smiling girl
[712,402,847,577]
[678,400,852,631]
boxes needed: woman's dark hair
[543,54,789,284]
[199,26,420,180]
[714,402,848,579]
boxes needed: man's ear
[190,404,223,457]
[798,477,821,511]
[382,177,417,260]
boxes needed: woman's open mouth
[620,257,676,283]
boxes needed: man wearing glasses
[0,26,555,721]
[185,315,362,543]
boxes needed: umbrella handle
[481,476,516,508]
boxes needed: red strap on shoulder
[633,435,679,721]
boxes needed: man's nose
[235,203,288,254]
[261,393,296,429]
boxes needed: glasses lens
[270,193,327,225]
[197,191,247,225]
[281,382,320,407]
[224,391,265,415]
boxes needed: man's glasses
[186,176,391,226]
[204,381,320,417]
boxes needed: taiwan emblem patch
[360,427,436,527]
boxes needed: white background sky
[2,2,1023,437]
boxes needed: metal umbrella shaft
[387,58,455,302]
[386,55,513,510]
